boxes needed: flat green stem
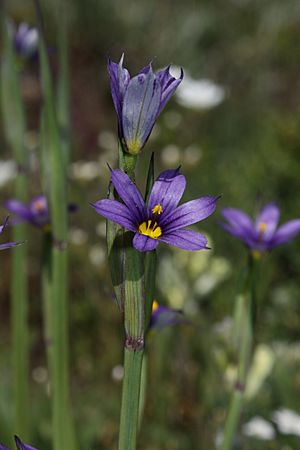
[221,257,257,450]
[118,349,144,450]
[1,16,29,439]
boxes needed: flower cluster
[92,168,218,252]
[108,55,183,155]
[221,203,300,255]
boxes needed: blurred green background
[1,0,300,449]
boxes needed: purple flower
[108,54,183,155]
[92,168,218,252]
[149,300,186,330]
[13,23,38,59]
[5,196,77,231]
[221,203,300,253]
[0,217,21,250]
[0,435,37,450]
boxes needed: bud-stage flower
[108,55,183,155]
[92,167,219,252]
[221,203,300,256]
[13,23,38,60]
[0,217,21,250]
[0,435,37,450]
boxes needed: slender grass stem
[42,232,53,382]
[34,2,74,447]
[0,15,29,439]
[221,256,258,450]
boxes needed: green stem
[11,221,29,439]
[221,256,257,450]
[42,232,53,382]
[0,14,29,439]
[138,353,147,429]
[116,143,145,450]
[118,349,144,450]
[34,4,74,447]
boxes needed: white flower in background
[0,160,17,187]
[89,245,106,267]
[160,144,181,166]
[70,160,100,181]
[96,221,107,239]
[243,416,275,440]
[273,408,300,436]
[69,227,88,246]
[111,365,124,382]
[171,65,226,110]
[97,130,118,151]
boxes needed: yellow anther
[152,300,159,312]
[258,222,267,234]
[152,204,163,215]
[138,220,162,239]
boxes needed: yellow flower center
[258,222,267,234]
[138,220,162,239]
[252,250,262,260]
[33,199,45,212]
[152,204,163,215]
[152,300,159,312]
[126,138,142,155]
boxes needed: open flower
[0,435,37,450]
[5,196,77,231]
[0,217,21,250]
[92,168,218,252]
[221,203,300,254]
[108,55,183,155]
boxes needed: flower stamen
[33,199,46,212]
[258,222,267,239]
[138,220,162,239]
[152,204,163,215]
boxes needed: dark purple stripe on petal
[255,203,280,239]
[133,232,159,252]
[162,196,219,232]
[91,199,137,232]
[160,228,208,251]
[270,219,300,247]
[122,66,161,154]
[110,169,146,222]
[148,169,186,217]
